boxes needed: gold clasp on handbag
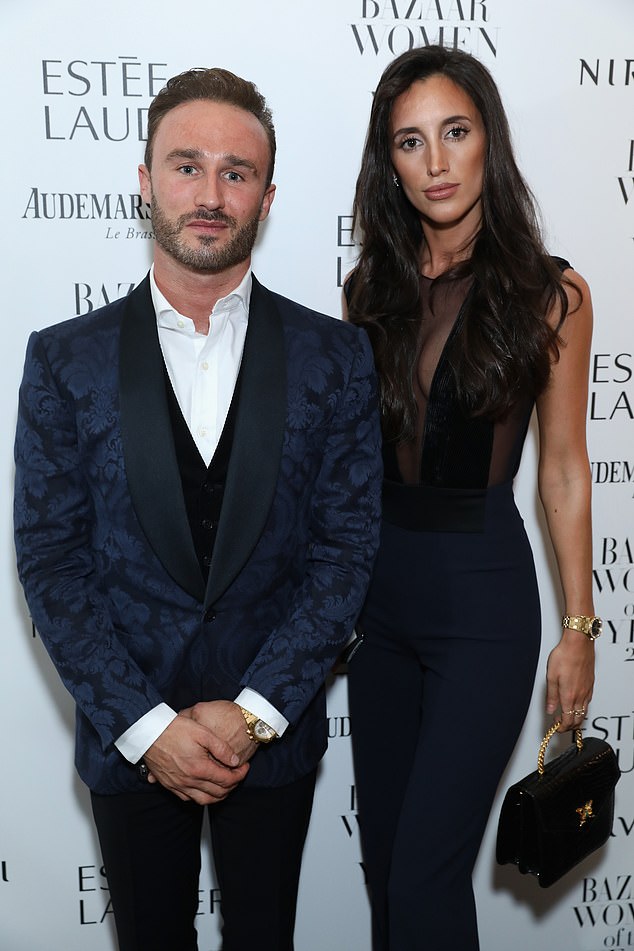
[576,801,595,826]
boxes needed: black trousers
[91,768,316,951]
[349,485,542,951]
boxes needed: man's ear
[138,164,152,204]
[259,183,276,222]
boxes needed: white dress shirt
[114,267,288,764]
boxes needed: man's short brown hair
[145,67,276,185]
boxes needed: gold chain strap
[537,723,583,776]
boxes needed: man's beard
[150,199,260,273]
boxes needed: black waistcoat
[163,366,242,579]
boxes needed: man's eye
[179,165,196,175]
[225,171,243,182]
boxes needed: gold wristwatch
[562,615,603,641]
[239,706,277,743]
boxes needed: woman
[346,46,597,951]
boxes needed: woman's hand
[545,629,595,731]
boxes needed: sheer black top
[384,274,534,492]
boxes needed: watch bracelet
[561,614,602,640]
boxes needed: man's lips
[423,183,459,200]
[187,218,229,231]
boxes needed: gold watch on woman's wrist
[562,614,603,641]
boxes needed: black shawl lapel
[119,276,206,602]
[204,277,286,608]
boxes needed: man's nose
[194,175,224,210]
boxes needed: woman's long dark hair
[348,45,574,443]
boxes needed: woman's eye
[447,126,468,139]
[401,137,420,151]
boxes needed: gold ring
[567,708,586,716]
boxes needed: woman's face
[389,74,486,239]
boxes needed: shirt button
[204,609,216,622]
[202,554,212,567]
[198,427,208,438]
[201,518,214,531]
[177,319,185,329]
[201,361,209,371]
[202,482,215,495]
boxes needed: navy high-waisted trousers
[348,482,542,950]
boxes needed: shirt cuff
[114,703,178,764]
[235,688,289,737]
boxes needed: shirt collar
[150,264,252,332]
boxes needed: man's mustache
[179,209,237,228]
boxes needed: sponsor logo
[22,188,151,221]
[594,538,634,662]
[591,462,634,487]
[340,785,367,882]
[574,875,634,949]
[580,59,634,86]
[78,865,113,926]
[74,282,137,316]
[588,711,634,774]
[617,141,634,206]
[602,613,634,663]
[336,214,355,289]
[196,888,222,918]
[594,537,634,599]
[349,0,499,59]
[590,353,633,422]
[611,816,634,839]
[78,864,222,927]
[41,57,168,142]
[328,715,352,738]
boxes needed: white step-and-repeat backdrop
[2,1,632,948]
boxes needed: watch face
[591,618,602,638]
[254,720,276,741]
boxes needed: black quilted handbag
[496,724,620,887]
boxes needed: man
[14,68,381,951]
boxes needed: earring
[392,173,400,187]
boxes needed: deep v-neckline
[417,280,473,482]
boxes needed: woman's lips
[423,183,459,200]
